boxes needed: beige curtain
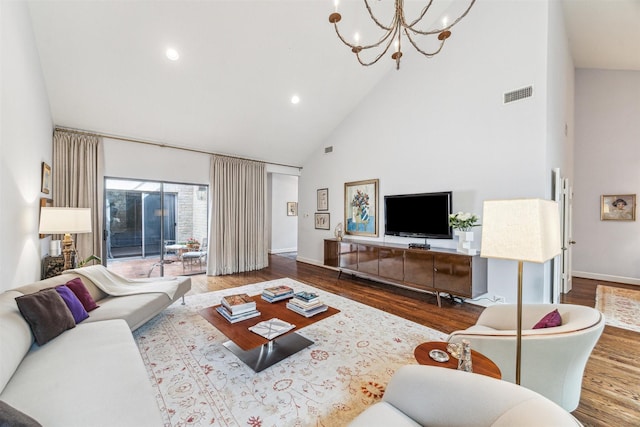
[208,155,267,275]
[52,130,104,262]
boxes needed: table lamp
[480,198,561,384]
[39,207,92,270]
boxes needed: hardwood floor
[187,255,640,426]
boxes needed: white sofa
[0,267,191,426]
[447,303,604,412]
[349,365,583,426]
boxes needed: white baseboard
[573,271,640,286]
[269,247,297,254]
[295,256,327,268]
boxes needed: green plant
[78,254,102,268]
[449,212,480,231]
[186,237,200,245]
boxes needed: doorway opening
[104,178,209,278]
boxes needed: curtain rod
[54,126,303,171]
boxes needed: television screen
[384,191,452,239]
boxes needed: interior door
[562,178,574,294]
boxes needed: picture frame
[317,188,329,211]
[39,198,53,238]
[601,194,636,221]
[315,212,330,230]
[287,202,298,216]
[41,162,51,194]
[344,179,379,237]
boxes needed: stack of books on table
[261,284,294,303]
[286,291,328,317]
[217,293,260,323]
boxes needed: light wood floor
[184,254,638,426]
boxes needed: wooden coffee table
[414,341,502,379]
[200,296,339,372]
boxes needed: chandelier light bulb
[291,95,300,105]
[354,32,360,44]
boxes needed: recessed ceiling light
[291,95,300,104]
[166,48,179,61]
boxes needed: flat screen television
[384,191,452,239]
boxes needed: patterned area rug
[595,285,640,333]
[134,278,447,427]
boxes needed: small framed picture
[601,194,636,221]
[315,212,330,230]
[41,162,51,194]
[287,202,298,216]
[317,188,329,211]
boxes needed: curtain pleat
[208,155,267,275]
[52,130,104,263]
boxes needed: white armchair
[349,365,582,426]
[447,303,604,411]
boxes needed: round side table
[414,341,502,379]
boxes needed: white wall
[573,69,640,285]
[269,174,298,253]
[298,0,573,304]
[0,0,53,291]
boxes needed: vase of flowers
[186,237,200,251]
[449,212,480,255]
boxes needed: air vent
[504,86,533,104]
[324,146,333,154]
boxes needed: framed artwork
[344,179,379,237]
[317,188,329,211]
[315,212,330,230]
[287,202,298,216]
[601,194,636,221]
[41,162,51,194]
[39,198,53,238]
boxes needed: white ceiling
[27,0,640,167]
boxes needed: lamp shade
[38,207,92,234]
[480,199,561,263]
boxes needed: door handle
[569,240,576,245]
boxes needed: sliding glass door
[104,178,208,278]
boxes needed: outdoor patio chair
[182,238,207,271]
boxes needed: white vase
[455,230,477,255]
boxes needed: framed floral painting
[344,179,378,237]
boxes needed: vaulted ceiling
[27,0,640,167]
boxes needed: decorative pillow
[55,285,89,323]
[65,277,99,312]
[15,289,76,345]
[533,309,562,329]
[0,400,42,427]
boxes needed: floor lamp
[480,199,561,385]
[39,207,92,270]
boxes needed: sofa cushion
[14,289,76,345]
[0,291,33,395]
[0,320,163,427]
[65,278,100,312]
[533,309,562,329]
[55,285,89,323]
[0,400,42,427]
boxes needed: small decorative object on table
[334,222,344,241]
[457,339,473,372]
[449,211,480,255]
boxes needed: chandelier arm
[406,0,476,36]
[406,0,435,28]
[356,27,397,66]
[363,0,394,31]
[332,24,360,49]
[404,28,446,58]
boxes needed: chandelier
[329,0,476,70]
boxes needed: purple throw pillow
[533,309,562,329]
[65,277,99,312]
[55,285,89,323]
